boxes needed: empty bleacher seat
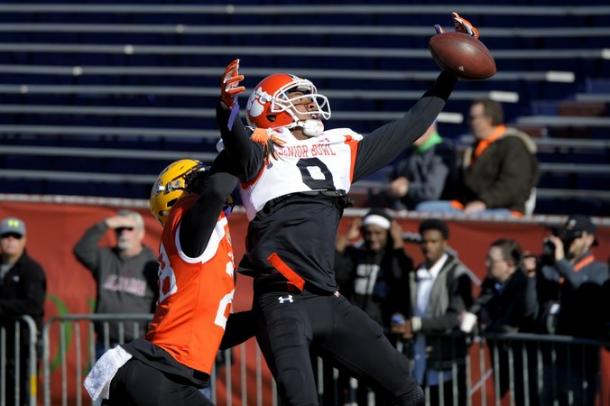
[0,2,609,213]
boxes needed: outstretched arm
[178,170,237,258]
[216,59,267,182]
[352,71,457,182]
[219,310,257,349]
[216,103,266,182]
[352,12,480,182]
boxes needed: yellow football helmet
[149,159,204,225]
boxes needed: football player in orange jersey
[215,14,481,406]
[85,160,255,405]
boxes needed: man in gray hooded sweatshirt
[74,209,158,357]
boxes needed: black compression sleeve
[216,101,266,182]
[352,71,457,181]
[178,171,237,258]
[219,311,257,350]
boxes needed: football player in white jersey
[216,13,481,406]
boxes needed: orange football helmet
[245,73,330,135]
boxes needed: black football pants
[254,288,424,406]
[103,358,213,406]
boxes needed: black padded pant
[254,288,424,406]
[102,358,213,406]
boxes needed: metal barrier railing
[397,332,606,406]
[14,313,605,406]
[0,315,38,406]
[483,332,604,406]
[41,313,153,406]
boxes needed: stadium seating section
[0,0,609,214]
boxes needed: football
[429,32,496,80]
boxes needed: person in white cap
[335,208,413,332]
[334,208,413,404]
[0,216,47,405]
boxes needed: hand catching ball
[429,12,496,80]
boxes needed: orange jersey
[146,195,235,374]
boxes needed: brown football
[429,32,496,80]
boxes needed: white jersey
[241,127,363,220]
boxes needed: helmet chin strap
[297,119,325,137]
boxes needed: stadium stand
[0,2,609,214]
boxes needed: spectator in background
[418,99,538,217]
[537,215,608,405]
[468,239,537,332]
[335,209,413,334]
[463,239,538,405]
[387,122,458,210]
[539,215,608,336]
[392,219,474,406]
[334,209,413,405]
[74,210,157,358]
[0,217,47,405]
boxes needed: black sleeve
[219,310,257,350]
[470,277,495,315]
[353,71,457,182]
[0,262,46,320]
[524,274,539,323]
[178,171,237,258]
[143,260,160,311]
[487,274,534,333]
[216,102,266,182]
[388,248,414,318]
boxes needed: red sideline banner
[1,200,609,405]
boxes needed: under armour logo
[278,295,294,304]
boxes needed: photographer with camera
[538,215,608,405]
[539,214,608,336]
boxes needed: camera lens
[543,240,555,256]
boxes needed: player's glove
[220,58,246,108]
[250,128,286,161]
[434,12,480,39]
[452,12,480,38]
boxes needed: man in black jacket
[466,239,538,405]
[392,219,473,406]
[473,239,537,333]
[335,209,413,333]
[0,216,47,406]
[335,209,414,405]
